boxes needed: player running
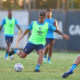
[0,10,22,60]
[44,9,58,64]
[62,56,80,78]
[8,11,69,72]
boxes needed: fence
[29,10,80,51]
[0,10,80,51]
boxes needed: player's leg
[4,36,13,60]
[9,36,14,59]
[9,48,27,58]
[62,56,80,78]
[43,45,49,63]
[5,42,11,60]
[9,43,35,58]
[4,36,9,59]
[48,39,55,64]
[17,50,27,58]
[9,49,27,58]
[43,38,50,63]
[35,45,44,72]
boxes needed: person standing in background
[44,9,59,64]
[0,10,22,60]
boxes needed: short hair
[45,9,52,12]
[39,11,45,17]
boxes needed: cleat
[4,53,8,60]
[62,70,73,78]
[43,58,47,63]
[10,55,14,60]
[9,48,18,56]
[4,57,8,60]
[47,61,52,64]
[34,69,40,72]
[9,49,15,56]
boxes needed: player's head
[39,11,45,23]
[45,9,52,18]
[8,9,12,18]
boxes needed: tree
[74,0,80,9]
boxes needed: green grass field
[0,50,80,80]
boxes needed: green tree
[36,0,57,9]
[74,0,80,9]
[2,0,22,10]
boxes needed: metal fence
[0,10,80,51]
[29,10,80,51]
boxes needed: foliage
[1,0,80,10]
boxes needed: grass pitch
[0,50,80,80]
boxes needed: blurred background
[0,0,80,51]
[0,0,80,10]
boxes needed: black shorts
[23,43,45,54]
[5,36,13,43]
[46,38,54,45]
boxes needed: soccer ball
[14,63,23,72]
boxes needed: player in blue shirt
[0,10,22,60]
[44,9,59,64]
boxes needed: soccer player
[9,11,69,72]
[62,56,80,78]
[44,9,58,64]
[0,10,22,60]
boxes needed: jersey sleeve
[48,23,56,31]
[1,18,6,26]
[15,18,18,25]
[27,22,33,30]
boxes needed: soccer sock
[48,57,51,61]
[35,64,40,70]
[69,64,77,72]
[14,49,19,53]
[5,52,8,58]
[44,55,47,59]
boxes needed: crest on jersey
[39,27,42,30]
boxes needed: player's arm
[0,25,3,31]
[55,29,69,40]
[15,19,22,32]
[16,24,22,32]
[18,22,33,41]
[16,24,21,30]
[49,24,69,40]
[54,20,69,40]
[16,24,23,35]
[0,18,6,32]
[18,29,30,41]
[54,20,59,29]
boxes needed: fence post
[28,0,31,10]
[71,0,74,9]
[65,0,69,50]
[33,0,36,9]
[0,0,2,9]
[23,0,26,9]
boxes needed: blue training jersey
[45,18,55,39]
